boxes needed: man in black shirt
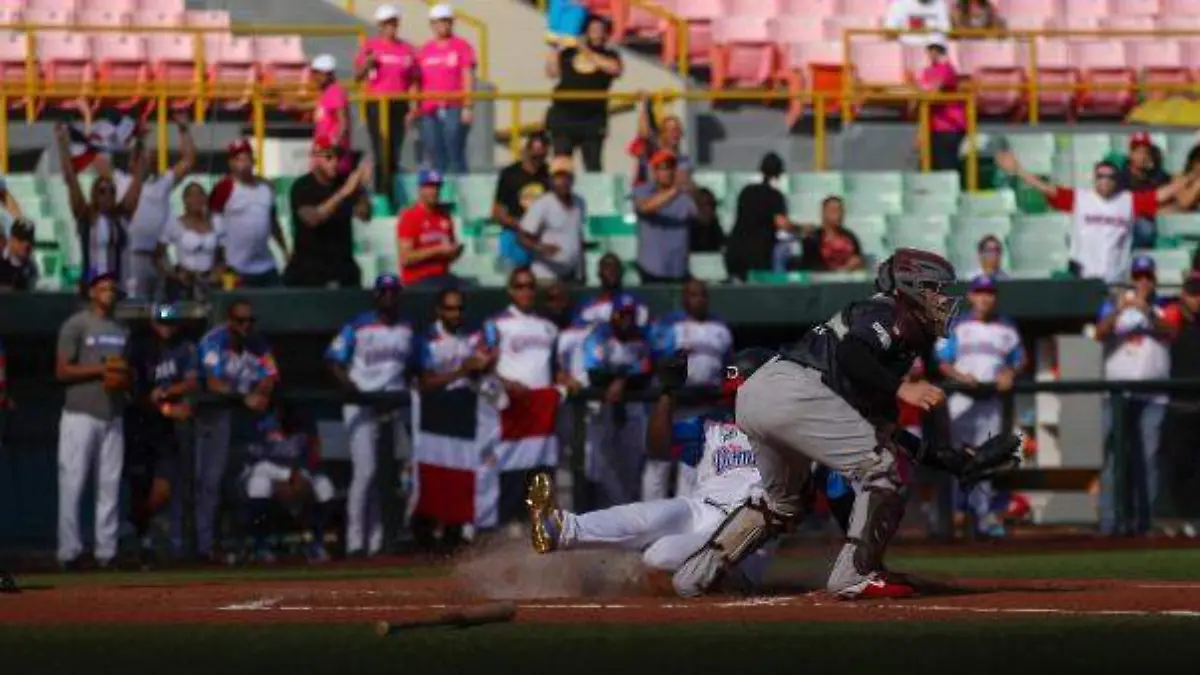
[544,15,623,172]
[0,218,38,291]
[493,134,550,270]
[724,153,791,281]
[284,137,372,288]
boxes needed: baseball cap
[152,303,181,322]
[549,155,574,176]
[1129,132,1153,150]
[1183,272,1200,296]
[85,269,117,288]
[8,218,33,242]
[648,149,677,168]
[611,292,639,314]
[374,274,402,292]
[968,274,997,293]
[373,4,400,22]
[310,54,337,73]
[429,3,454,20]
[1131,254,1157,277]
[417,168,443,186]
[312,134,340,155]
[227,138,252,157]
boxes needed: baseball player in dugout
[55,270,131,570]
[672,249,1022,599]
[126,303,199,568]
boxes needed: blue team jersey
[199,326,278,395]
[671,410,760,504]
[416,321,479,378]
[581,322,652,378]
[649,311,733,386]
[132,337,199,395]
[248,413,314,468]
[325,311,416,392]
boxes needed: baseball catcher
[673,248,1021,599]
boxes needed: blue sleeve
[482,319,500,349]
[416,331,435,371]
[325,322,356,365]
[1097,299,1116,323]
[650,319,677,359]
[581,328,608,372]
[934,332,958,364]
[199,335,223,379]
[1005,325,1025,368]
[673,417,704,468]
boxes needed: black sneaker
[0,570,17,594]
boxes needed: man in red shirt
[395,169,464,287]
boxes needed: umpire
[126,303,199,567]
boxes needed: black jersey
[779,294,920,422]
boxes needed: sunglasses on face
[981,246,1002,254]
[510,282,535,290]
[441,303,464,312]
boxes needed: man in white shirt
[519,155,585,283]
[208,139,290,287]
[1093,255,1174,536]
[884,0,951,46]
[125,116,195,300]
[996,150,1190,283]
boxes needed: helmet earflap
[875,256,897,294]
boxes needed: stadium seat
[0,32,29,109]
[454,173,498,235]
[87,0,137,12]
[1002,133,1055,176]
[24,8,73,26]
[845,192,902,216]
[729,171,781,198]
[959,190,1017,215]
[1159,214,1200,241]
[146,33,198,109]
[1164,133,1197,174]
[1065,132,1113,168]
[711,16,777,90]
[790,171,844,197]
[38,31,93,106]
[1113,0,1161,14]
[1072,41,1136,117]
[1047,16,1102,35]
[1101,16,1156,31]
[840,0,890,17]
[1163,0,1200,13]
[1063,0,1112,19]
[205,34,257,109]
[725,0,781,15]
[855,229,888,259]
[1138,247,1194,280]
[823,15,879,43]
[906,193,959,216]
[665,0,722,67]
[997,0,1060,19]
[76,9,129,26]
[131,10,183,28]
[1129,41,1190,100]
[788,192,828,222]
[953,214,1012,240]
[958,41,1024,118]
[183,9,230,29]
[573,172,626,233]
[1010,233,1070,273]
[92,34,148,110]
[888,214,951,236]
[904,171,960,197]
[604,235,638,262]
[28,0,78,11]
[1023,40,1077,119]
[784,0,839,16]
[1012,213,1071,238]
[691,170,729,205]
[843,214,888,237]
[888,230,947,254]
[255,35,309,106]
[846,171,902,196]
[0,8,20,24]
[770,17,825,50]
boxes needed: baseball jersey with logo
[208,177,277,275]
[574,291,651,328]
[1049,187,1156,283]
[131,336,198,398]
[1097,295,1171,386]
[936,315,1024,417]
[325,312,416,392]
[650,311,733,386]
[581,323,652,378]
[396,202,456,285]
[57,310,130,421]
[674,411,762,508]
[417,320,479,388]
[199,326,279,395]
[482,305,559,388]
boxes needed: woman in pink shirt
[355,4,420,206]
[311,54,352,175]
[417,3,477,174]
[916,40,967,175]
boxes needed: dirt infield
[4,573,1200,626]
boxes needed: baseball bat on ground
[374,601,517,637]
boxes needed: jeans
[1099,396,1166,535]
[365,99,410,207]
[419,108,468,174]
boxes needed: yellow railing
[342,0,490,81]
[0,84,980,190]
[532,0,690,79]
[844,27,1200,125]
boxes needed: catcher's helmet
[876,248,959,337]
[722,347,776,398]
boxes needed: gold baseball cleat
[526,472,562,554]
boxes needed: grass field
[5,545,1200,674]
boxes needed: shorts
[125,413,181,484]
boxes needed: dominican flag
[68,106,148,172]
[411,381,561,529]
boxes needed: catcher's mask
[876,248,959,337]
[721,347,776,401]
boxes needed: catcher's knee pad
[672,499,790,598]
[850,486,904,576]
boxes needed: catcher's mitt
[102,355,132,393]
[656,349,688,393]
[902,431,1023,484]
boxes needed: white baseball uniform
[1048,186,1157,283]
[325,311,415,555]
[555,409,770,583]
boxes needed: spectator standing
[1093,255,1174,536]
[1161,273,1200,533]
[54,271,129,568]
[356,4,421,207]
[55,123,145,290]
[724,152,791,281]
[0,219,38,291]
[916,41,966,175]
[326,275,416,558]
[629,101,691,187]
[545,15,624,172]
[885,0,952,46]
[632,150,697,283]
[125,115,195,300]
[647,279,732,498]
[952,0,1004,31]
[996,149,1190,283]
[575,253,651,327]
[520,156,586,283]
[493,134,551,271]
[417,4,477,174]
[935,275,1024,538]
[1173,146,1200,213]
[689,188,725,254]
[1121,133,1172,249]
[195,300,279,560]
[209,140,289,287]
[156,183,225,301]
[310,55,352,175]
[795,196,866,272]
[286,138,373,288]
[0,175,24,236]
[396,169,465,288]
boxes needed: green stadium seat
[903,171,960,198]
[603,236,638,262]
[1159,213,1200,240]
[1165,133,1197,174]
[455,173,498,234]
[887,214,951,236]
[888,231,946,254]
[789,171,844,197]
[574,172,627,233]
[1063,133,1113,169]
[689,253,726,282]
[1012,213,1071,238]
[788,192,827,223]
[845,192,903,216]
[952,215,1012,240]
[856,230,888,259]
[360,217,397,258]
[958,190,1017,216]
[354,253,378,286]
[1010,233,1070,272]
[905,193,959,216]
[1109,132,1169,159]
[1003,133,1055,176]
[691,171,729,204]
[846,171,903,196]
[34,250,62,290]
[844,215,888,237]
[1137,247,1194,280]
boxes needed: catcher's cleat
[834,572,916,601]
[526,472,562,554]
[0,569,18,594]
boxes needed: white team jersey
[681,414,762,509]
[651,312,733,386]
[936,315,1023,418]
[418,321,479,390]
[326,312,415,392]
[482,305,559,389]
[1057,187,1156,284]
[556,323,590,387]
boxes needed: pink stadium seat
[771,16,825,45]
[724,0,780,15]
[79,0,136,12]
[146,32,198,110]
[1163,0,1200,12]
[1022,39,1077,119]
[92,33,147,109]
[781,40,846,124]
[1065,0,1112,18]
[959,41,1025,118]
[1101,16,1157,32]
[1072,40,1135,116]
[131,10,183,28]
[1182,41,1200,82]
[205,34,257,110]
[184,9,230,29]
[1129,41,1191,99]
[138,0,183,10]
[28,0,77,11]
[24,8,73,25]
[1157,16,1200,31]
[37,31,93,107]
[0,31,29,109]
[711,16,776,89]
[255,35,309,107]
[850,41,905,86]
[1113,0,1160,13]
[840,0,890,17]
[664,0,722,67]
[0,8,21,24]
[626,1,666,41]
[0,0,23,8]
[1047,16,1102,37]
[822,15,879,42]
[783,0,840,16]
[998,0,1059,18]
[1003,15,1048,32]
[76,9,130,27]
